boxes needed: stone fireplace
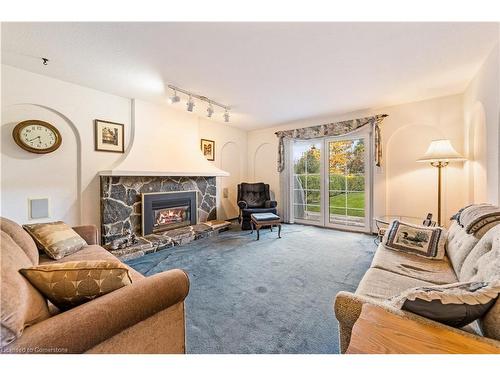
[100,175,216,245]
[142,191,197,235]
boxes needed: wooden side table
[346,304,500,354]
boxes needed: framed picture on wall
[201,139,215,161]
[94,119,124,153]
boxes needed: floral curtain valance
[274,114,387,172]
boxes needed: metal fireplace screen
[142,191,197,235]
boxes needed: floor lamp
[417,139,465,226]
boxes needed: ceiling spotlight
[168,89,180,104]
[186,95,195,112]
[207,103,214,118]
[223,109,230,123]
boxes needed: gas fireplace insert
[141,191,197,235]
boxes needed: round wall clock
[12,120,62,154]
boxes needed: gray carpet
[126,223,376,354]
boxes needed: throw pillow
[23,221,87,260]
[389,280,500,327]
[382,220,446,259]
[20,260,132,310]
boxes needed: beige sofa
[334,217,500,353]
[0,217,190,354]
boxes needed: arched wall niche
[466,102,488,204]
[253,142,277,198]
[1,103,81,224]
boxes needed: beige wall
[248,94,466,229]
[463,41,500,205]
[1,65,247,226]
[3,54,499,230]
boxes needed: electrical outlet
[223,188,229,198]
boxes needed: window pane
[306,174,320,190]
[329,207,346,215]
[347,208,365,218]
[329,190,347,208]
[346,173,364,191]
[294,175,306,190]
[346,139,365,174]
[329,173,345,190]
[306,190,320,205]
[294,204,306,220]
[346,192,365,210]
[293,140,322,223]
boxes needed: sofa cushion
[20,260,132,310]
[371,244,458,285]
[460,225,500,282]
[1,231,51,347]
[40,244,144,283]
[446,221,480,276]
[0,217,39,265]
[241,207,278,217]
[382,220,446,259]
[23,221,87,260]
[355,268,435,302]
[389,281,500,328]
[457,225,500,341]
[457,204,500,235]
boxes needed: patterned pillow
[382,220,446,259]
[20,260,132,310]
[389,281,500,327]
[23,221,87,260]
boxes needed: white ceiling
[1,22,498,130]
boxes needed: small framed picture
[201,139,215,161]
[94,119,124,153]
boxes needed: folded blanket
[456,204,500,234]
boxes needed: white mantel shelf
[99,170,229,177]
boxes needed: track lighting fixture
[166,84,231,123]
[186,95,195,112]
[167,89,180,104]
[207,103,214,118]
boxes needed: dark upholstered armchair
[237,182,278,230]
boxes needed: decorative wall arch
[2,103,82,222]
[467,101,487,203]
[253,142,273,181]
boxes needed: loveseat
[0,217,190,354]
[334,208,500,353]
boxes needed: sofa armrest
[264,200,278,208]
[72,225,99,245]
[237,200,248,209]
[6,269,190,353]
[334,291,500,353]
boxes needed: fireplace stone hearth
[100,175,216,245]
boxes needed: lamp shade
[417,139,465,163]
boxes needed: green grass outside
[304,192,365,217]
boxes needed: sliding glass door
[290,131,371,232]
[326,135,369,231]
[292,140,324,225]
